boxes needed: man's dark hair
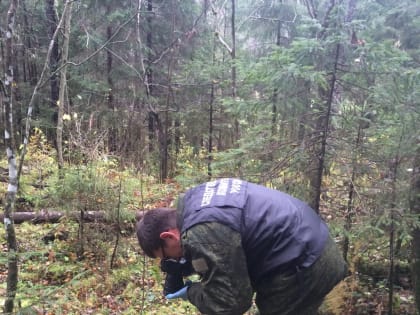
[136,208,177,258]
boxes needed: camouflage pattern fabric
[183,222,253,315]
[183,221,347,315]
[254,236,348,315]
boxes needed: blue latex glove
[165,281,192,300]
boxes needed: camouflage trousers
[253,236,348,315]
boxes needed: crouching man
[136,178,348,315]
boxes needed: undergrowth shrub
[43,162,120,213]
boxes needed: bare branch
[150,8,206,65]
[215,31,232,54]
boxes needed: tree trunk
[161,0,177,181]
[2,2,70,310]
[174,111,180,156]
[387,139,403,315]
[340,0,360,262]
[208,82,215,179]
[57,1,73,170]
[3,1,19,313]
[343,120,363,261]
[230,0,236,99]
[309,43,340,213]
[106,23,117,153]
[267,18,282,170]
[147,0,155,153]
[411,136,420,313]
[207,17,218,179]
[134,0,147,168]
[231,0,241,149]
[45,0,60,147]
[304,0,338,212]
[21,0,38,86]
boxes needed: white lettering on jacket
[201,181,217,207]
[201,179,243,207]
[216,178,229,196]
[230,179,242,194]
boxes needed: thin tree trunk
[207,8,218,179]
[110,181,122,269]
[268,18,282,170]
[303,0,317,19]
[304,0,337,211]
[388,156,399,315]
[231,0,240,146]
[208,83,215,179]
[343,119,363,261]
[271,17,282,138]
[310,43,340,213]
[147,0,155,153]
[21,0,38,86]
[174,116,180,155]
[106,23,117,153]
[410,136,420,313]
[341,0,360,262]
[230,0,242,177]
[135,0,147,167]
[3,1,19,313]
[161,0,177,181]
[57,0,73,170]
[231,0,236,99]
[46,0,60,146]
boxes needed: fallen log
[0,210,145,224]
[355,257,412,289]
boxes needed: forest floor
[0,219,417,315]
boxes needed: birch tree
[2,1,19,313]
[2,0,72,311]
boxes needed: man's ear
[160,229,180,241]
[160,231,175,240]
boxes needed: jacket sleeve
[182,222,253,315]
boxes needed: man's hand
[165,281,192,300]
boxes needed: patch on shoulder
[192,258,209,274]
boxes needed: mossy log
[355,258,412,288]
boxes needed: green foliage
[43,163,118,212]
[1,0,419,313]
[0,220,199,314]
[12,128,57,209]
[175,145,209,187]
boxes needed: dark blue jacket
[179,178,329,284]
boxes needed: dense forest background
[1,0,419,314]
